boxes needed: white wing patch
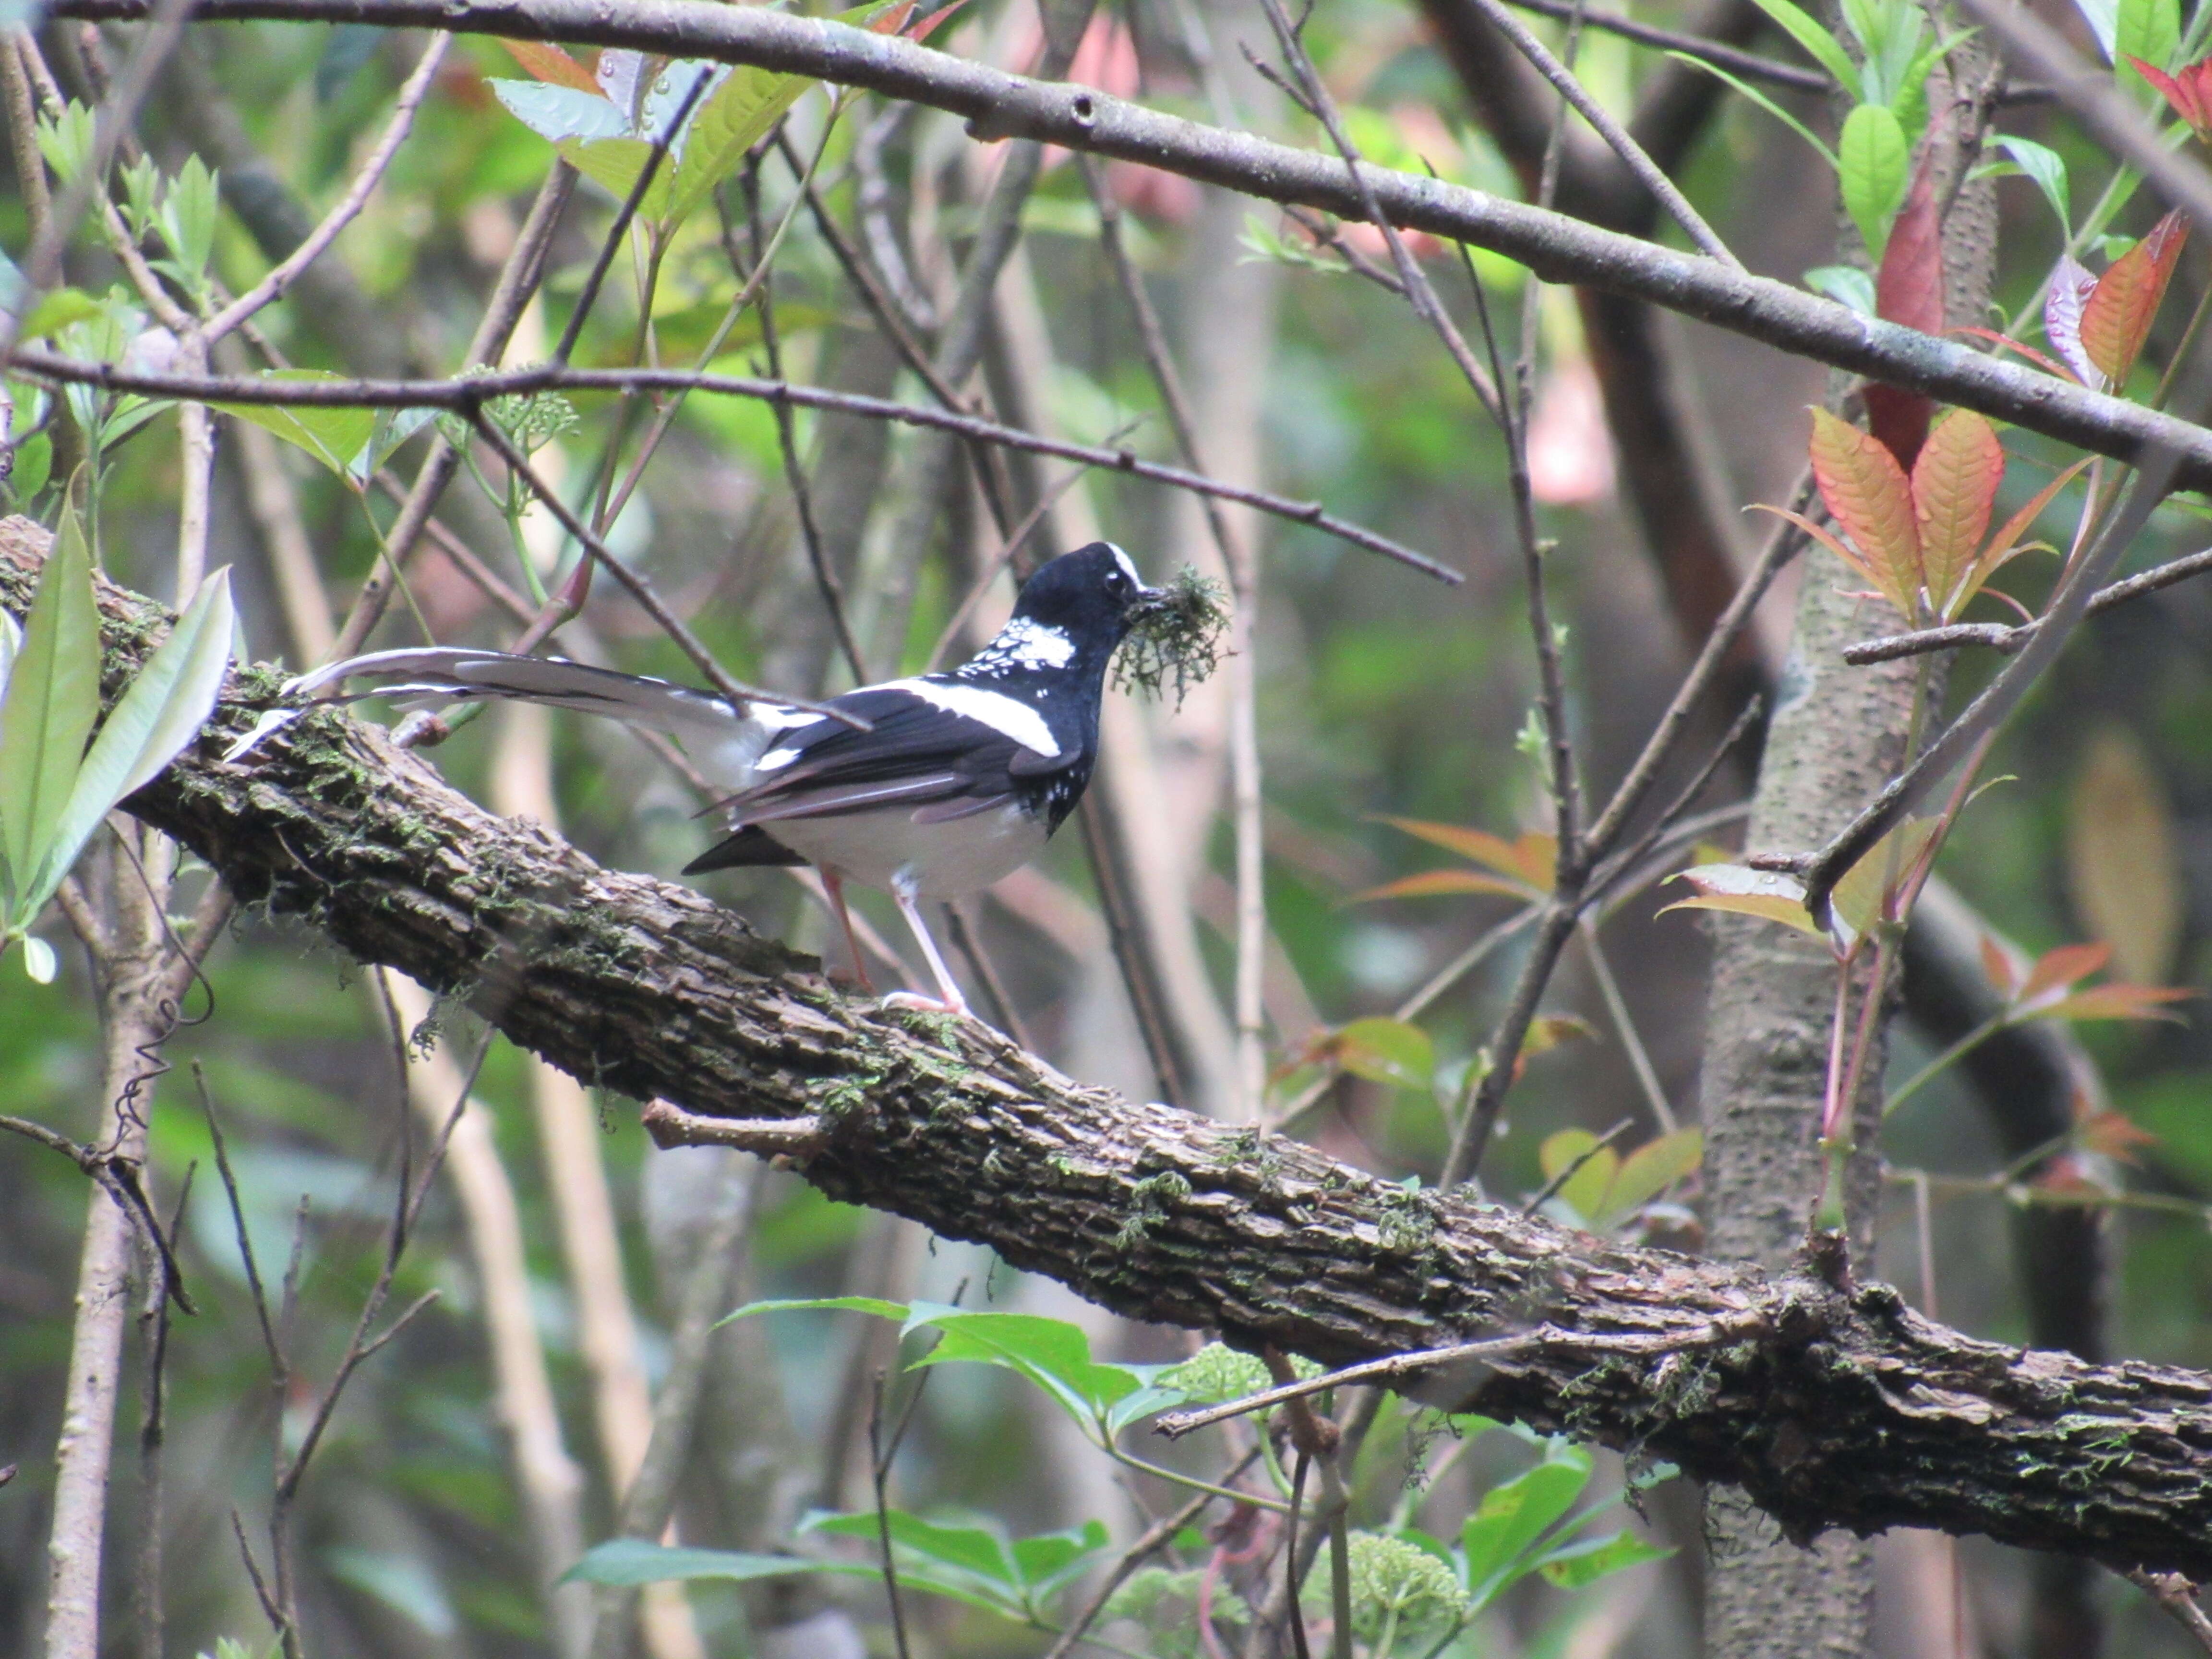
[884,677,1059,757]
[972,616,1075,671]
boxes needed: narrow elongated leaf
[1866,160,1944,467]
[1535,1529,1672,1588]
[1956,456,2092,609]
[1376,817,1554,889]
[1353,869,1532,903]
[0,508,96,903]
[1665,55,1839,168]
[564,1540,842,1587]
[1744,0,1862,89]
[1661,864,1823,937]
[1809,408,1920,616]
[502,38,603,94]
[0,608,20,700]
[2030,983,2195,1022]
[716,1295,908,1328]
[31,567,234,904]
[2080,211,2188,388]
[1838,103,1909,260]
[2116,0,2180,84]
[1997,136,2071,229]
[1912,409,2005,616]
[2019,940,2112,1005]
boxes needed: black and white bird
[291,542,1164,1019]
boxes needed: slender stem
[1884,1010,2006,1118]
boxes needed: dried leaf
[2080,211,2188,388]
[1911,409,2004,615]
[1809,408,1921,617]
[2067,725,2183,983]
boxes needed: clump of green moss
[1114,565,1229,709]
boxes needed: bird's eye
[1106,571,1130,595]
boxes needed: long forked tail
[289,647,744,738]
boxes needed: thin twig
[203,33,449,340]
[868,1373,915,1659]
[1521,1114,1635,1213]
[1460,0,1742,266]
[12,349,1455,582]
[2128,1570,2212,1653]
[1842,541,2212,665]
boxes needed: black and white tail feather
[287,543,1162,1020]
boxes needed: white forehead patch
[1107,543,1142,587]
[886,678,1059,757]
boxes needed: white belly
[760,802,1050,898]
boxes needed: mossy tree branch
[11,518,2212,1583]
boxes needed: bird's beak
[1132,583,1169,609]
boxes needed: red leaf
[2080,211,2189,387]
[1954,325,2084,384]
[866,0,916,32]
[1978,932,2020,999]
[905,0,968,40]
[1911,409,2005,616]
[1809,407,1921,617]
[2032,983,2196,1022]
[502,39,602,95]
[2077,1109,2159,1160]
[2020,940,2111,1004]
[1867,159,1945,468]
[2044,255,2102,386]
[2133,54,2212,136]
[1957,455,2092,610]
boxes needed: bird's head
[1009,542,1165,649]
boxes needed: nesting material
[1113,565,1229,709]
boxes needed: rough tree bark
[1694,59,1997,1656]
[16,526,2212,1590]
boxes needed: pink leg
[881,879,972,1019]
[823,868,873,994]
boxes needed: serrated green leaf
[0,507,97,912]
[1839,103,1910,259]
[164,155,221,282]
[661,62,815,232]
[30,567,234,905]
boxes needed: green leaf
[1601,1129,1705,1222]
[490,79,628,146]
[1010,1520,1112,1598]
[1460,1445,1593,1602]
[1744,0,1861,89]
[12,430,52,501]
[661,60,817,232]
[20,932,56,981]
[30,567,234,905]
[558,135,674,222]
[2116,0,2180,83]
[1532,1529,1672,1588]
[1332,1016,1437,1092]
[802,1509,1026,1612]
[562,1539,851,1587]
[214,373,380,481]
[1839,103,1910,259]
[904,1306,1151,1430]
[1538,1130,1619,1225]
[17,289,105,344]
[1805,264,1877,314]
[716,1294,910,1328]
[163,155,221,283]
[1997,136,2070,232]
[1668,54,1839,168]
[0,507,98,913]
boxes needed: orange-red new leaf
[1912,409,2005,616]
[1809,408,1921,617]
[2031,984,2196,1023]
[2020,940,2111,1004]
[1352,870,1533,903]
[503,39,602,94]
[1958,456,2093,608]
[2080,211,2189,387]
